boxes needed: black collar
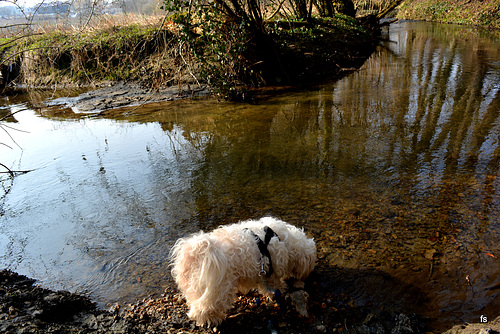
[246,226,280,276]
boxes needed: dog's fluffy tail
[170,233,232,325]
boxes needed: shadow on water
[1,21,499,331]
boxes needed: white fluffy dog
[170,217,317,326]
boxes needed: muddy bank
[2,268,428,334]
[44,82,210,114]
[3,268,499,334]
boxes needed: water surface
[1,21,499,330]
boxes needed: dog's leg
[172,236,236,326]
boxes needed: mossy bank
[397,0,500,29]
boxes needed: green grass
[398,0,500,29]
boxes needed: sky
[0,0,64,8]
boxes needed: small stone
[288,290,310,317]
[32,309,44,318]
[479,330,495,334]
[316,324,327,332]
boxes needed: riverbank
[3,268,500,334]
[1,268,425,334]
[397,0,500,29]
[43,82,210,114]
[0,14,375,100]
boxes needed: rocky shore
[2,268,498,334]
[44,83,210,114]
[2,269,426,334]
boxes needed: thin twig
[0,123,30,134]
[0,163,14,178]
[0,109,28,150]
[0,109,27,122]
[0,45,62,67]
[0,23,32,29]
[0,125,22,150]
[0,164,33,176]
[80,0,99,33]
[266,0,287,20]
[0,142,13,149]
[0,169,33,175]
[179,41,200,86]
[157,14,170,31]
[0,32,42,50]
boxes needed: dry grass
[0,13,198,89]
[1,13,168,38]
[66,13,167,33]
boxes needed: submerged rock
[45,82,210,114]
[288,290,310,317]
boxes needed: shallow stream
[1,21,499,331]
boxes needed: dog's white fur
[170,217,317,326]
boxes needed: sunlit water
[1,21,499,330]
